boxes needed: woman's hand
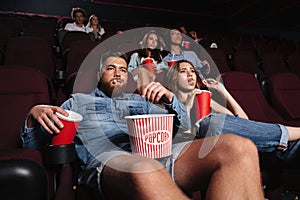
[201,60,211,74]
[184,89,202,114]
[202,78,226,92]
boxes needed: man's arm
[20,104,70,150]
[140,82,174,104]
[27,105,68,133]
[140,82,191,132]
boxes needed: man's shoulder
[183,50,197,55]
[65,22,75,27]
[70,92,95,101]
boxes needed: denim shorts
[195,113,289,152]
[78,141,191,198]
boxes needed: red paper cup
[125,114,175,159]
[183,41,191,49]
[194,90,211,121]
[52,110,83,146]
[142,58,155,74]
[167,60,176,68]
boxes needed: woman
[86,14,106,41]
[128,30,168,88]
[164,59,300,159]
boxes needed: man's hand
[201,60,211,74]
[27,105,69,134]
[140,82,174,104]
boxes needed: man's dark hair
[71,7,87,19]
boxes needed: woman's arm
[203,78,248,119]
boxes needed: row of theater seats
[0,66,101,200]
[200,47,300,80]
[2,66,300,199]
[1,11,300,199]
[221,71,300,197]
[221,71,300,126]
[200,30,299,62]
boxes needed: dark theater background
[1,0,300,38]
[1,1,300,200]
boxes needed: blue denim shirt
[20,88,190,165]
[163,51,204,78]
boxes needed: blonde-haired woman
[128,29,168,89]
[86,14,105,41]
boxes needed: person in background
[128,29,169,88]
[64,7,89,32]
[189,30,210,49]
[86,14,106,42]
[164,59,300,161]
[162,27,211,78]
[20,51,264,200]
[178,24,210,50]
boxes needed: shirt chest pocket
[86,105,111,121]
[127,103,147,116]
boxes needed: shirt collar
[93,88,126,98]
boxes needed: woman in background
[86,14,105,42]
[128,29,168,88]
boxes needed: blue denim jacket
[162,51,204,78]
[20,88,190,165]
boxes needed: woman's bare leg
[287,126,300,141]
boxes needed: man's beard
[97,79,126,97]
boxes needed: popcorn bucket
[125,114,174,159]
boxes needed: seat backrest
[22,17,58,46]
[221,71,285,123]
[260,51,290,76]
[4,36,55,80]
[0,66,51,149]
[236,35,255,51]
[218,33,239,57]
[66,40,98,78]
[202,48,231,78]
[287,51,300,77]
[268,72,300,121]
[233,50,263,75]
[61,31,93,54]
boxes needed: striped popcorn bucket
[125,114,174,159]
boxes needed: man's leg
[102,155,189,200]
[174,134,264,200]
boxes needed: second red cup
[182,41,191,49]
[142,57,155,74]
[167,60,177,67]
[52,110,83,146]
[194,90,211,121]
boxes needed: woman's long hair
[164,59,208,93]
[86,14,102,30]
[137,30,163,63]
[164,59,208,125]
